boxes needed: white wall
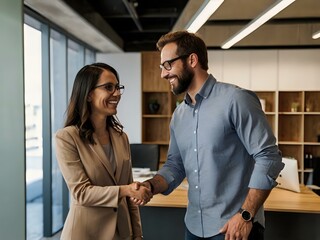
[208,49,320,91]
[97,49,320,144]
[97,52,142,143]
[278,49,320,90]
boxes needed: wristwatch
[239,208,254,222]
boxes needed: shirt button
[194,130,196,134]
[195,109,198,113]
[198,210,201,213]
[195,186,198,189]
[194,149,197,152]
[194,170,197,173]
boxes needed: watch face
[242,210,252,221]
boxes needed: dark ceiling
[25,0,320,52]
[63,0,189,52]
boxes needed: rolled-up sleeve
[249,146,284,189]
[231,89,284,190]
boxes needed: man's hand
[120,182,153,205]
[130,175,168,205]
[219,213,253,240]
[130,181,152,206]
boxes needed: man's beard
[172,64,194,95]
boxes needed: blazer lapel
[89,133,117,184]
[109,128,124,183]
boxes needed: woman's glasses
[94,83,125,95]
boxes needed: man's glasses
[94,83,125,95]
[159,54,190,71]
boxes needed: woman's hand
[120,183,153,205]
[130,182,152,206]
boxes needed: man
[134,31,284,240]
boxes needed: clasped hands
[128,181,153,206]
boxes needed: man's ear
[189,53,198,67]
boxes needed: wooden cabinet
[141,52,320,182]
[141,52,184,165]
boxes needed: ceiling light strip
[312,30,320,39]
[221,0,296,49]
[186,0,224,33]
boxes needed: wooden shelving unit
[277,91,320,183]
[141,52,320,182]
[242,91,320,183]
[255,91,277,134]
[141,52,174,165]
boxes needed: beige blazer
[55,126,142,240]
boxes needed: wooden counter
[139,181,320,240]
[145,182,320,214]
[264,185,320,213]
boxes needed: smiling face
[88,69,121,118]
[160,42,194,95]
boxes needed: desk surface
[145,182,320,214]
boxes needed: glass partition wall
[24,22,44,240]
[24,10,96,239]
[50,29,67,234]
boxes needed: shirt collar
[184,74,217,105]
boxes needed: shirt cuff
[157,169,176,195]
[249,166,279,189]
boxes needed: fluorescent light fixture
[186,0,224,33]
[312,30,320,39]
[221,0,295,49]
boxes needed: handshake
[123,175,166,205]
[126,181,154,206]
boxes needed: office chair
[130,143,160,171]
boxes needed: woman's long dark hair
[64,62,123,144]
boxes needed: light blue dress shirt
[157,74,283,238]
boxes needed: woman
[55,63,151,240]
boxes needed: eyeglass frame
[159,54,190,71]
[93,82,125,95]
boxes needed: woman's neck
[91,115,109,144]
